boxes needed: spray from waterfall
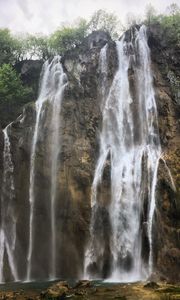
[0,125,18,282]
[27,56,67,281]
[85,25,161,282]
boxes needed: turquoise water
[0,279,59,292]
[0,279,137,292]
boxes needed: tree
[88,10,122,39]
[166,3,180,16]
[125,12,142,28]
[160,3,180,44]
[0,64,33,126]
[145,4,157,25]
[21,34,50,60]
[49,18,88,54]
[0,29,21,66]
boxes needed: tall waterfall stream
[27,56,67,281]
[85,25,161,281]
[0,125,18,282]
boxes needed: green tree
[20,34,50,60]
[0,64,33,126]
[0,29,21,65]
[160,3,180,44]
[143,3,180,44]
[49,18,88,54]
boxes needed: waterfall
[85,25,161,281]
[0,125,18,282]
[27,56,67,281]
[49,60,67,278]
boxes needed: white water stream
[0,126,18,282]
[85,25,161,281]
[27,56,67,281]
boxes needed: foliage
[49,19,88,54]
[0,6,179,126]
[145,4,157,25]
[88,9,122,39]
[0,64,32,104]
[18,34,50,60]
[159,9,180,44]
[144,3,180,44]
[0,29,21,66]
[49,11,122,54]
[0,6,180,64]
[0,64,33,126]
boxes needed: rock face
[148,24,180,282]
[15,59,43,100]
[0,28,179,282]
[0,125,3,204]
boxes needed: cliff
[148,24,180,282]
[0,27,179,282]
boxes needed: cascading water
[0,125,18,282]
[50,60,67,278]
[27,56,67,281]
[85,25,161,281]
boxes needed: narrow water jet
[0,125,18,282]
[49,60,67,279]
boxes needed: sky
[0,0,180,35]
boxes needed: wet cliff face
[0,27,179,282]
[148,24,180,282]
[0,31,117,281]
[0,125,3,203]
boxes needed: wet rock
[43,281,69,299]
[15,60,43,100]
[147,25,180,283]
[0,125,4,200]
[85,30,111,49]
[144,281,160,289]
[74,280,92,289]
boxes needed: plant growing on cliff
[0,64,32,104]
[160,4,180,44]
[144,3,180,44]
[0,64,33,126]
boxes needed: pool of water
[0,279,142,292]
[0,279,60,292]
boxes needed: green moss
[159,286,180,294]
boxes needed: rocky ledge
[0,280,180,300]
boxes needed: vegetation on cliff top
[0,4,179,64]
[0,3,179,128]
